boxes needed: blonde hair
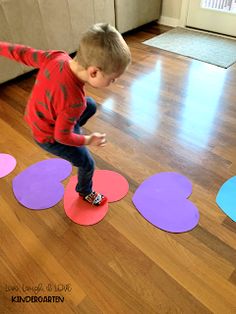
[75,23,131,74]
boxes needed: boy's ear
[87,66,99,78]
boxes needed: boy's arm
[54,110,86,147]
[54,108,107,147]
[0,41,50,68]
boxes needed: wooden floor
[0,23,236,313]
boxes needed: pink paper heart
[0,153,17,178]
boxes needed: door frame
[179,0,190,27]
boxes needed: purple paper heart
[13,159,72,210]
[133,172,199,233]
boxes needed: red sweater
[0,42,86,146]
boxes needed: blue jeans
[35,97,97,196]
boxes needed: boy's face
[87,67,122,88]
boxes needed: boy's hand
[84,133,107,147]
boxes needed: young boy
[0,23,131,206]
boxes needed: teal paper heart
[216,176,236,222]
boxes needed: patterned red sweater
[0,42,86,146]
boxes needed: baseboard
[158,15,180,27]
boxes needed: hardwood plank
[76,296,103,314]
[0,199,86,307]
[229,270,236,286]
[109,202,236,313]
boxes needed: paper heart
[64,176,108,226]
[92,170,129,202]
[216,176,236,222]
[132,172,199,233]
[0,153,17,178]
[13,158,72,210]
[64,170,129,225]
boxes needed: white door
[186,0,236,37]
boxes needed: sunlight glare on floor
[101,98,115,111]
[129,60,162,133]
[179,62,227,149]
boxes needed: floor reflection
[179,62,226,148]
[129,60,162,133]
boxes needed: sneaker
[83,191,107,206]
